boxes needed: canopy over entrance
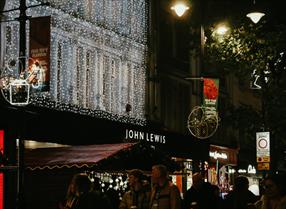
[25,143,136,170]
[25,142,181,172]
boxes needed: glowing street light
[171,2,189,17]
[171,0,205,72]
[246,0,265,24]
[246,12,265,24]
[214,25,229,36]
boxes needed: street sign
[257,162,270,170]
[257,156,270,162]
[256,132,270,163]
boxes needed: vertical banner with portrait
[28,16,51,91]
[203,78,219,113]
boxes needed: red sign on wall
[0,130,4,209]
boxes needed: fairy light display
[2,0,147,125]
[87,171,129,200]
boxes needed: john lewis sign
[125,129,166,144]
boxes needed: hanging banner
[256,132,270,164]
[203,78,219,113]
[28,16,51,92]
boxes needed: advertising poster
[28,16,51,91]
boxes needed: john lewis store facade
[0,1,210,208]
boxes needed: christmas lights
[2,0,148,125]
[87,171,129,198]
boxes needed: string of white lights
[87,171,129,199]
[2,0,148,125]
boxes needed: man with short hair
[150,164,182,209]
[119,169,150,209]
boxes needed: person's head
[128,169,144,187]
[92,177,101,191]
[192,172,204,189]
[263,173,286,198]
[151,164,168,185]
[233,176,249,191]
[69,173,92,197]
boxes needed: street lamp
[246,12,265,24]
[171,1,220,141]
[171,2,189,17]
[171,0,205,72]
[246,0,265,24]
[214,24,229,36]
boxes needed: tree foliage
[204,20,286,150]
[205,21,286,78]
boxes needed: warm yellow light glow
[171,3,189,17]
[215,25,228,35]
[246,12,265,24]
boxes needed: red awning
[25,143,136,170]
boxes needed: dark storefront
[0,103,210,209]
[23,142,181,209]
[0,101,209,159]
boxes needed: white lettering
[134,131,139,139]
[128,130,133,139]
[150,134,154,142]
[146,133,149,141]
[162,136,166,143]
[209,151,228,160]
[238,169,247,174]
[154,135,160,142]
[124,129,166,144]
[247,165,256,174]
[125,129,128,139]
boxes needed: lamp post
[0,0,27,207]
[171,0,205,71]
[170,0,211,179]
[171,0,205,106]
[1,1,49,208]
[16,1,27,207]
[18,0,27,74]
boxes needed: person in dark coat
[150,164,182,209]
[223,175,258,209]
[59,173,112,209]
[183,172,215,209]
[211,184,224,209]
[119,169,150,209]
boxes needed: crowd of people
[58,165,286,209]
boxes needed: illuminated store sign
[209,151,228,160]
[125,129,166,144]
[248,165,256,174]
[209,145,237,165]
